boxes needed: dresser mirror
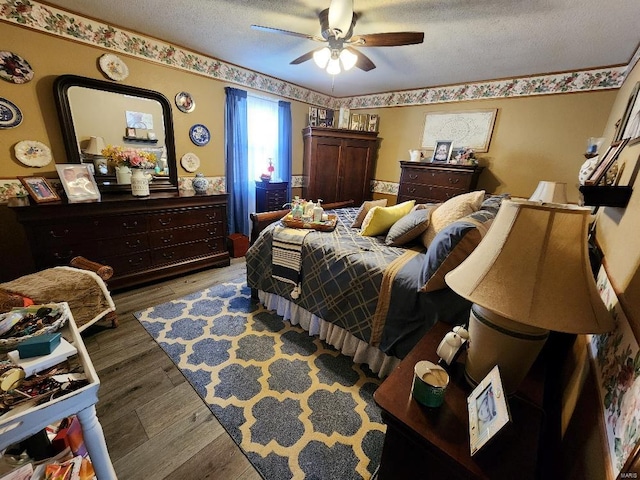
[54,74,178,193]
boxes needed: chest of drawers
[12,192,230,290]
[397,162,484,204]
[255,181,288,212]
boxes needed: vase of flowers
[102,145,157,192]
[451,147,478,166]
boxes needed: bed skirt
[258,290,401,378]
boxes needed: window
[247,94,279,212]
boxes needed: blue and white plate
[189,124,210,146]
[0,97,22,129]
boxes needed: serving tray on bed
[281,213,337,232]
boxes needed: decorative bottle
[313,199,324,222]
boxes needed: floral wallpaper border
[0,0,631,110]
[590,266,640,478]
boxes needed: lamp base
[465,305,549,395]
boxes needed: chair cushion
[351,199,388,228]
[419,209,495,292]
[360,200,416,237]
[421,190,485,247]
[385,207,432,246]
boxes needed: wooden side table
[374,321,546,480]
[256,181,288,213]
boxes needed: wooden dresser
[397,162,484,204]
[255,180,288,213]
[302,126,379,205]
[12,192,230,290]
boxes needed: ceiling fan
[251,0,424,74]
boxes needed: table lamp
[83,136,106,157]
[529,181,568,204]
[445,199,613,394]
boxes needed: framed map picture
[421,109,497,152]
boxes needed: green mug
[411,360,449,408]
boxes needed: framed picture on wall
[614,81,640,142]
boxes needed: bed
[246,193,507,377]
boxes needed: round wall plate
[0,97,23,129]
[189,124,210,146]
[180,152,201,172]
[99,54,129,81]
[14,140,52,167]
[0,51,34,84]
[175,92,195,113]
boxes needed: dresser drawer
[399,183,468,202]
[148,206,223,231]
[401,168,474,189]
[98,250,152,274]
[150,238,226,266]
[149,223,224,249]
[94,233,150,256]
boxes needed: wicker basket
[281,213,337,232]
[0,303,69,351]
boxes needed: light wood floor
[82,258,263,480]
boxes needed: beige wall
[363,92,617,203]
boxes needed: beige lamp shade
[529,181,568,204]
[83,136,106,156]
[445,199,612,334]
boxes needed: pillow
[421,190,485,248]
[351,199,388,228]
[385,208,432,246]
[360,200,416,237]
[418,209,496,292]
[480,193,510,216]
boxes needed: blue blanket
[247,207,471,359]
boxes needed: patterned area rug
[134,277,385,479]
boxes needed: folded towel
[272,226,311,299]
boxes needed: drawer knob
[49,228,69,238]
[409,174,418,180]
[161,235,174,244]
[408,187,416,194]
[128,257,144,267]
[123,220,139,229]
[158,218,172,226]
[162,251,175,260]
[126,239,141,248]
[206,213,217,220]
[448,178,460,184]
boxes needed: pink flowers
[102,145,156,169]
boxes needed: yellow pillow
[360,200,416,237]
[351,199,388,228]
[421,191,485,247]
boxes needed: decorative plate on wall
[180,152,201,173]
[14,140,52,167]
[0,97,23,129]
[189,124,211,146]
[175,92,195,113]
[0,51,34,84]
[99,54,129,81]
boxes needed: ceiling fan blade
[290,49,320,65]
[251,25,323,42]
[346,47,376,72]
[350,32,424,47]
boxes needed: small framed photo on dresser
[18,176,61,203]
[431,140,453,163]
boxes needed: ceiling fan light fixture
[326,57,341,75]
[339,48,357,71]
[328,0,353,39]
[313,47,331,68]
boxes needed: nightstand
[255,181,288,213]
[374,321,547,480]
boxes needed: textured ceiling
[44,0,640,97]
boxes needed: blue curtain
[278,101,292,202]
[225,87,249,236]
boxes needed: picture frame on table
[55,164,101,203]
[584,138,629,186]
[125,127,136,138]
[467,365,511,456]
[18,176,60,203]
[431,140,453,163]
